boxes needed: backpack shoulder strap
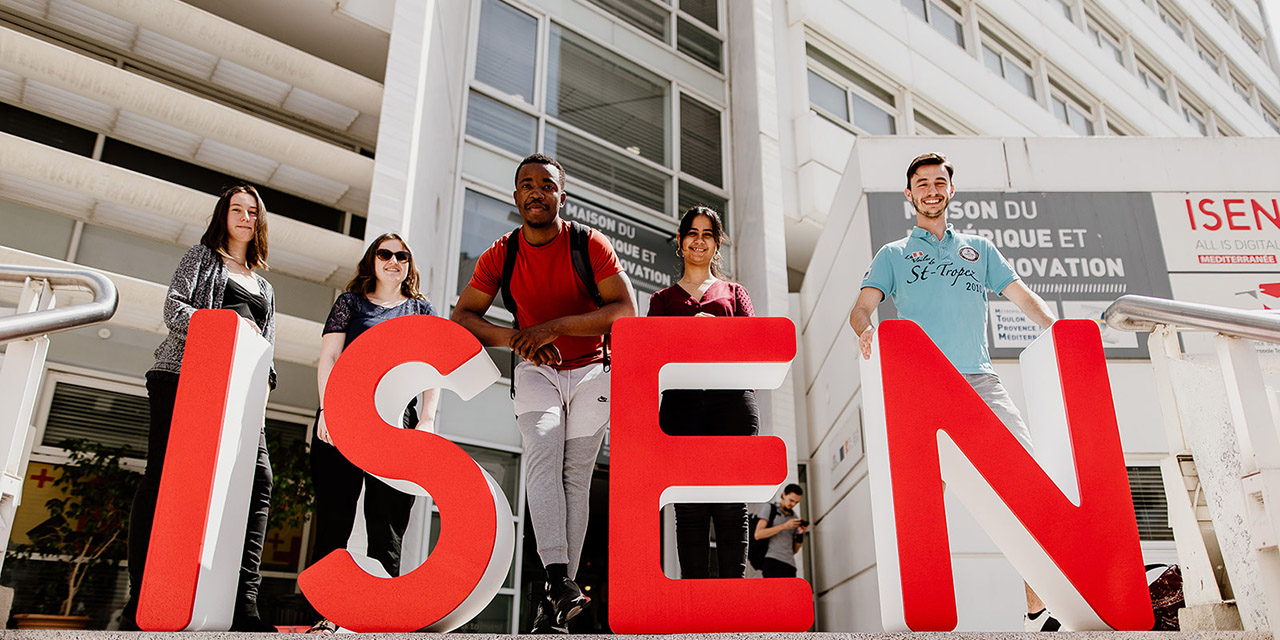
[500,227,521,328]
[567,221,603,307]
[767,502,778,526]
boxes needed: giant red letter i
[860,319,1153,632]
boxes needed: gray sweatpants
[513,361,610,579]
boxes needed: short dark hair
[906,152,955,187]
[783,483,803,496]
[515,153,566,190]
[201,184,268,269]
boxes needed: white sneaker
[1025,608,1061,632]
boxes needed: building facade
[0,0,1277,632]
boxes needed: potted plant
[7,439,141,629]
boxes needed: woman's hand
[316,411,333,445]
[240,316,261,335]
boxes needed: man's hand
[780,518,803,530]
[858,325,875,360]
[526,344,562,367]
[510,322,560,360]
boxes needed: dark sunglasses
[375,249,411,263]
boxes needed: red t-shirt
[468,219,624,369]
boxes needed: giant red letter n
[609,316,814,633]
[861,319,1152,632]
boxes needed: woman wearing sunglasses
[306,233,439,634]
[647,205,759,580]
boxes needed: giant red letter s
[609,316,814,633]
[139,310,272,630]
[297,315,512,632]
[861,319,1152,632]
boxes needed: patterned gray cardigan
[150,244,277,388]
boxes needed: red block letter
[609,316,814,633]
[139,310,272,630]
[862,319,1152,631]
[297,315,510,632]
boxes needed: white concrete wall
[798,136,1280,631]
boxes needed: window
[585,0,723,72]
[1240,22,1265,57]
[1047,0,1072,22]
[1157,2,1185,40]
[1183,101,1209,136]
[1127,466,1173,541]
[806,48,898,135]
[1086,16,1124,66]
[900,0,966,48]
[467,0,727,219]
[1262,101,1280,134]
[1136,57,1169,104]
[913,110,954,135]
[980,31,1036,99]
[1194,35,1221,73]
[1228,69,1252,102]
[1212,0,1232,22]
[1050,87,1095,135]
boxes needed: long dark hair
[346,233,426,300]
[200,185,269,269]
[678,205,729,280]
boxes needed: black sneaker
[230,613,279,633]
[530,595,567,634]
[548,578,590,626]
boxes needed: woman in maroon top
[648,205,759,579]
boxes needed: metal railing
[1104,294,1280,344]
[0,264,117,343]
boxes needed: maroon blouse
[647,279,755,318]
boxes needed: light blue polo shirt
[861,224,1018,375]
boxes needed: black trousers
[762,557,797,578]
[308,406,417,577]
[125,371,274,618]
[659,390,758,579]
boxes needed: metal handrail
[0,265,118,343]
[1103,294,1280,344]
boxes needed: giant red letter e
[609,316,813,633]
[861,319,1152,632]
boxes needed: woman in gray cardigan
[122,185,278,632]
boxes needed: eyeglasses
[375,249,411,263]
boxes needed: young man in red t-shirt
[453,154,635,632]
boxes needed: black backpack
[499,221,609,396]
[747,503,779,571]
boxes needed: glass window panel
[585,0,668,41]
[545,125,669,213]
[466,91,537,156]
[457,443,521,516]
[476,0,537,103]
[548,26,669,166]
[982,46,1003,75]
[679,95,722,187]
[1008,63,1035,98]
[1185,107,1208,135]
[453,594,513,633]
[851,93,896,134]
[1068,104,1093,136]
[42,381,149,453]
[901,0,927,21]
[807,70,849,122]
[807,47,894,105]
[1052,96,1069,123]
[1128,466,1173,541]
[681,0,718,30]
[0,199,74,259]
[0,102,97,156]
[678,181,727,222]
[1051,0,1072,21]
[677,17,723,72]
[929,2,964,47]
[913,110,952,135]
[457,189,522,298]
[1103,39,1123,64]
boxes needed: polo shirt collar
[909,224,954,243]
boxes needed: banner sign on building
[867,192,1174,358]
[563,198,679,296]
[1151,193,1280,272]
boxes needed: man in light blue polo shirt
[849,152,1059,631]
